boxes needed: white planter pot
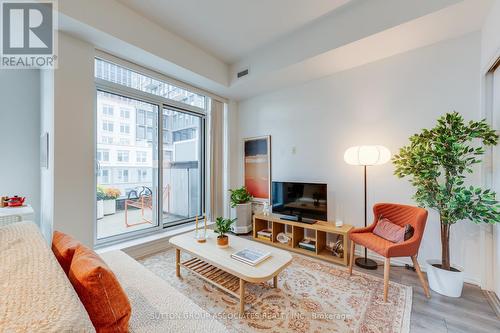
[232,203,252,234]
[97,200,104,220]
[426,259,464,297]
[103,199,116,216]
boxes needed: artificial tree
[393,112,500,271]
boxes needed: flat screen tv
[271,182,327,224]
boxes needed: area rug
[139,250,412,333]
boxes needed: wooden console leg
[175,248,180,277]
[239,279,246,315]
[383,257,390,302]
[348,241,355,276]
[273,275,278,288]
[411,255,431,298]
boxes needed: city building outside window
[117,150,129,162]
[102,104,114,117]
[102,121,114,132]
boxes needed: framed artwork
[243,136,271,202]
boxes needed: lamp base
[355,257,378,270]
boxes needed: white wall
[50,32,95,247]
[0,70,41,223]
[234,32,483,284]
[40,69,54,242]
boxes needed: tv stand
[253,214,353,266]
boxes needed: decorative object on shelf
[344,145,391,270]
[256,228,272,241]
[214,217,236,248]
[276,232,291,245]
[262,201,270,216]
[96,187,105,220]
[103,188,120,216]
[6,196,25,207]
[393,112,500,297]
[327,238,344,258]
[229,186,253,234]
[194,214,207,243]
[298,238,316,252]
[243,136,271,202]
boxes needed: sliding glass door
[95,57,207,244]
[96,91,160,240]
[162,108,203,226]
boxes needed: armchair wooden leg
[348,241,355,276]
[383,257,390,302]
[411,255,431,299]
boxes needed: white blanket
[0,222,95,332]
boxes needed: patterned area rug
[139,250,411,333]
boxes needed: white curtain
[208,99,225,220]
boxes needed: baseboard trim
[483,290,500,319]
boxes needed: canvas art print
[244,136,271,201]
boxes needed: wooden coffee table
[169,230,292,315]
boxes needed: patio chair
[124,186,153,227]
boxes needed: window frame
[95,61,207,247]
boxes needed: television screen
[271,182,327,222]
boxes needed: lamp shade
[344,145,391,166]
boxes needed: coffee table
[169,230,292,315]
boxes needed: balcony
[97,164,201,240]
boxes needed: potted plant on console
[393,112,500,297]
[229,186,253,234]
[103,188,121,216]
[215,217,236,248]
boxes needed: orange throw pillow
[52,231,81,274]
[69,245,131,333]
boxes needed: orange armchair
[348,203,431,301]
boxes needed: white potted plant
[229,186,253,234]
[103,188,120,216]
[96,187,105,220]
[393,112,500,297]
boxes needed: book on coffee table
[231,248,271,266]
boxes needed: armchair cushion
[373,218,414,243]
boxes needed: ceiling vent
[237,68,249,79]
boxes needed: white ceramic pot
[232,202,252,234]
[97,200,104,220]
[103,199,116,215]
[426,259,464,297]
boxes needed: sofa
[0,222,228,332]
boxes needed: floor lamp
[344,145,391,270]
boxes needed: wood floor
[240,233,500,332]
[353,259,500,333]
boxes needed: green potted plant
[96,186,105,220]
[214,217,236,248]
[103,188,121,216]
[393,112,500,297]
[229,186,253,234]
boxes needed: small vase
[217,235,229,248]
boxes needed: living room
[1,0,500,332]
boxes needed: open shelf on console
[253,214,353,266]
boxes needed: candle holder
[194,214,207,243]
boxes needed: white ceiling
[116,0,352,64]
